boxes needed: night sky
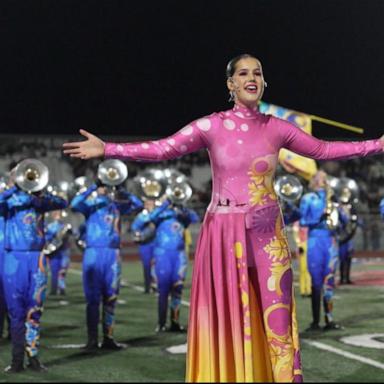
[1,0,384,140]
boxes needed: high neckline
[232,103,261,119]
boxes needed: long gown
[104,104,383,382]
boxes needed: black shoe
[59,289,66,296]
[4,362,24,373]
[168,322,186,332]
[100,337,122,350]
[305,322,322,332]
[82,339,99,352]
[323,322,344,331]
[27,357,48,372]
[346,280,354,285]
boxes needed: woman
[63,54,384,382]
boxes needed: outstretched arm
[276,117,384,160]
[62,115,215,161]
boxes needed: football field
[0,259,384,382]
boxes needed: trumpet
[12,158,49,193]
[97,159,128,186]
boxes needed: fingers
[62,142,82,149]
[79,129,96,139]
[63,148,82,155]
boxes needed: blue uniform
[299,189,339,327]
[45,219,71,295]
[134,199,199,329]
[131,209,157,293]
[380,198,384,220]
[1,186,67,364]
[70,184,143,342]
[0,187,15,339]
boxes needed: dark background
[1,0,384,140]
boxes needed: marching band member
[338,185,359,285]
[44,210,72,295]
[133,193,199,333]
[299,170,342,331]
[2,160,67,373]
[70,175,143,351]
[0,180,12,341]
[131,198,157,294]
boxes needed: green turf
[0,260,384,382]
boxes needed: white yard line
[303,340,384,371]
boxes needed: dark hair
[226,54,258,78]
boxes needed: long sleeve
[148,199,172,222]
[70,184,97,214]
[0,186,18,203]
[0,186,18,213]
[276,117,384,160]
[103,115,216,161]
[131,212,151,232]
[177,207,200,227]
[31,192,68,212]
[282,202,301,225]
[299,193,325,227]
[115,190,144,215]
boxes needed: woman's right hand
[62,129,105,159]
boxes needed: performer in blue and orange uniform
[131,198,157,294]
[2,184,67,373]
[134,197,199,332]
[299,170,342,331]
[44,210,72,295]
[70,181,143,350]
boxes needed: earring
[264,81,268,88]
[228,90,235,102]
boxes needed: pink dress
[104,104,383,382]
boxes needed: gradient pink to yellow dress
[104,104,383,382]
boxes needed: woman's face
[227,57,265,107]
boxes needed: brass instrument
[47,180,71,200]
[337,177,359,243]
[97,159,128,186]
[132,213,157,244]
[43,223,73,256]
[163,168,187,184]
[324,176,340,230]
[12,159,49,193]
[133,169,168,201]
[274,175,303,202]
[166,181,192,205]
[0,173,10,191]
[72,176,92,195]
